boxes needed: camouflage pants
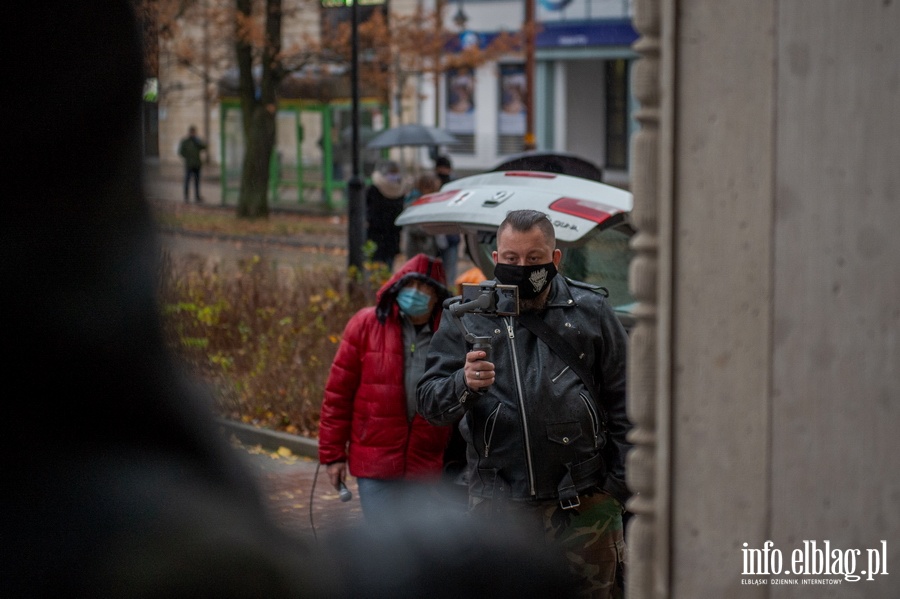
[470,490,626,599]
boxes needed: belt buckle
[559,495,581,510]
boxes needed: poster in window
[446,68,475,134]
[498,64,526,136]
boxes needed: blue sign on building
[454,18,637,52]
[537,19,638,49]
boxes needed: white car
[395,167,636,328]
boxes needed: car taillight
[502,171,557,179]
[550,197,618,224]
[412,190,460,206]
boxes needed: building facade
[434,0,637,184]
[150,0,636,187]
[626,0,900,596]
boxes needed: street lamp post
[347,0,365,271]
[434,0,444,127]
[524,0,536,150]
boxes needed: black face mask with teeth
[493,262,558,299]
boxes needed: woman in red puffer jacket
[318,254,454,523]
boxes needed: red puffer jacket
[318,254,452,480]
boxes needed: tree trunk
[237,106,275,218]
[234,0,282,219]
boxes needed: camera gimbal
[444,281,519,361]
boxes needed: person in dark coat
[432,155,461,283]
[366,160,410,268]
[418,209,632,598]
[178,124,207,203]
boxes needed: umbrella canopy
[490,151,604,182]
[366,124,458,149]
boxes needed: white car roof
[395,170,633,244]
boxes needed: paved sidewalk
[144,159,223,206]
[144,159,343,215]
[150,161,352,539]
[230,439,363,542]
[220,405,364,542]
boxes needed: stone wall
[628,1,900,596]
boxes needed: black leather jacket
[417,276,631,506]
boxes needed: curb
[218,419,319,460]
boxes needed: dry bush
[158,252,389,437]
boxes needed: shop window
[446,68,476,154]
[496,63,526,155]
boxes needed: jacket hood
[376,254,450,325]
[371,170,409,199]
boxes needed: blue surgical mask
[396,287,433,317]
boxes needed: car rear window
[560,224,634,310]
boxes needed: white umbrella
[366,124,459,149]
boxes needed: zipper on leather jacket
[551,365,570,384]
[483,403,502,457]
[504,316,537,496]
[579,392,601,449]
[458,388,472,405]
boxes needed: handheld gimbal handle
[472,335,492,362]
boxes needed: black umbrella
[366,124,458,149]
[490,151,604,182]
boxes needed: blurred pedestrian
[366,160,410,268]
[178,124,207,203]
[2,3,337,596]
[434,155,453,186]
[318,254,454,525]
[454,265,487,296]
[403,172,441,259]
[432,155,461,283]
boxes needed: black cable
[311,461,353,540]
[310,462,321,542]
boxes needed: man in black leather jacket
[417,209,631,598]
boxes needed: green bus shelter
[219,97,388,211]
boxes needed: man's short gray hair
[498,209,556,246]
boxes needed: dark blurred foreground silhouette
[0,4,578,597]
